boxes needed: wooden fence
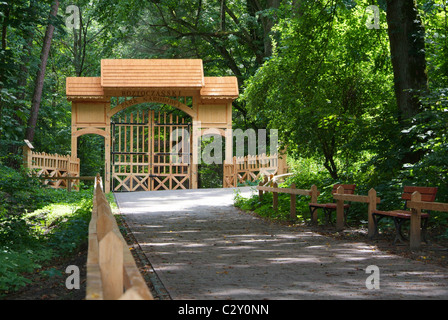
[257,182,381,231]
[257,181,320,221]
[23,144,80,190]
[257,183,380,231]
[224,153,287,188]
[257,182,448,250]
[86,175,153,300]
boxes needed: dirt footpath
[114,187,448,300]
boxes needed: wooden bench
[372,186,438,244]
[309,184,356,224]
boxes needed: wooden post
[336,185,345,230]
[104,120,111,193]
[258,181,264,201]
[99,231,124,300]
[310,184,318,224]
[410,191,422,250]
[232,156,237,187]
[290,183,296,220]
[67,173,72,193]
[367,188,377,239]
[273,182,278,211]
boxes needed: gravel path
[115,187,448,300]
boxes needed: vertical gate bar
[137,111,140,174]
[130,113,134,191]
[148,109,152,190]
[151,110,155,190]
[169,113,173,190]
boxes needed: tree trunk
[0,4,11,134]
[386,0,428,121]
[26,0,59,143]
[261,0,281,58]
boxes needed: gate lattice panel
[111,110,191,192]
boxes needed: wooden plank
[402,186,438,202]
[257,185,318,196]
[119,287,144,300]
[85,263,103,300]
[99,231,124,300]
[332,193,381,204]
[336,186,345,230]
[122,250,154,300]
[407,200,448,212]
[37,176,95,180]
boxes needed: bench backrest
[331,184,356,195]
[402,186,438,202]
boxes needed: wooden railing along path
[257,181,380,232]
[86,175,153,300]
[257,180,320,221]
[257,181,448,250]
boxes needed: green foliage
[0,163,97,294]
[242,1,396,179]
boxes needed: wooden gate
[111,109,191,192]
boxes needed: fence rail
[86,175,153,300]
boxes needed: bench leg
[393,217,408,244]
[372,214,382,239]
[394,217,430,245]
[309,206,318,224]
[323,208,333,225]
[422,218,429,243]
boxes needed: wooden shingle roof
[66,59,238,102]
[101,59,204,89]
[66,77,104,100]
[201,77,239,101]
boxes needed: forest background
[1,0,448,293]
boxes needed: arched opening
[197,129,228,189]
[77,134,105,188]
